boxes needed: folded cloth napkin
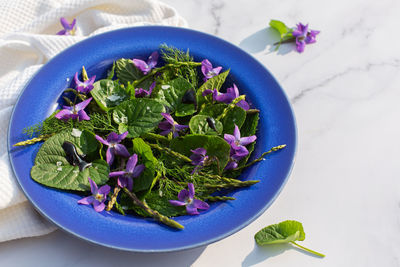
[0,0,187,242]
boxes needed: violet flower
[158,113,188,138]
[135,81,156,98]
[77,177,110,212]
[292,23,320,53]
[95,131,130,166]
[224,124,256,155]
[109,154,145,191]
[169,183,209,215]
[57,17,76,36]
[201,59,222,82]
[202,84,249,110]
[132,51,158,75]
[55,97,92,121]
[190,148,209,174]
[224,148,248,171]
[74,72,96,94]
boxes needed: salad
[16,45,285,229]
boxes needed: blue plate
[8,26,296,252]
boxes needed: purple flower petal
[77,196,94,205]
[60,17,71,30]
[174,124,189,132]
[236,100,250,110]
[117,176,128,189]
[56,29,67,35]
[131,164,145,178]
[126,154,138,173]
[114,144,130,158]
[109,171,126,178]
[106,147,115,165]
[93,200,106,212]
[126,177,134,191]
[147,51,159,69]
[224,133,236,145]
[240,135,257,146]
[161,113,175,125]
[188,183,195,199]
[224,161,238,170]
[132,59,149,73]
[88,177,98,195]
[186,205,200,215]
[296,40,306,53]
[159,129,172,136]
[169,200,187,206]
[233,125,241,140]
[178,189,189,202]
[98,184,111,195]
[193,199,210,210]
[74,97,92,110]
[202,89,214,96]
[55,109,72,120]
[95,135,109,146]
[158,121,172,131]
[191,148,207,156]
[77,109,90,121]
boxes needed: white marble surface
[2,0,400,266]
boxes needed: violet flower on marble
[74,72,96,94]
[77,177,110,212]
[132,51,158,75]
[158,113,188,138]
[95,131,130,166]
[135,81,156,98]
[169,183,209,215]
[201,59,222,82]
[202,84,249,110]
[224,124,256,156]
[109,154,145,191]
[292,23,320,53]
[57,17,76,36]
[55,97,92,121]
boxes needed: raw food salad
[16,45,286,229]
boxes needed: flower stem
[106,187,121,211]
[290,242,325,258]
[216,95,246,121]
[142,133,170,144]
[147,142,192,163]
[233,144,286,171]
[122,188,184,229]
[205,196,235,201]
[13,134,53,146]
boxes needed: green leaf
[170,134,231,170]
[197,70,230,107]
[255,220,305,245]
[113,98,165,138]
[31,131,109,191]
[175,102,196,117]
[269,19,290,38]
[189,115,223,135]
[199,103,246,134]
[90,79,129,111]
[79,130,98,154]
[115,58,144,86]
[107,61,116,80]
[155,77,193,113]
[255,220,326,257]
[131,138,157,192]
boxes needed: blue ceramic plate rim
[8,26,297,252]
